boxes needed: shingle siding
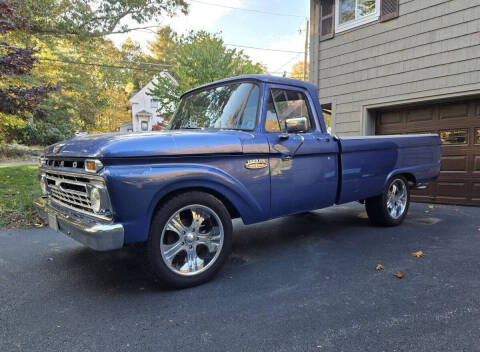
[311,0,480,135]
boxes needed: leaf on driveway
[393,271,404,279]
[412,250,424,258]
[428,205,434,209]
[375,264,384,271]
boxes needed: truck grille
[45,170,103,217]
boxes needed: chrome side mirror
[285,117,308,134]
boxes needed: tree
[1,0,189,143]
[289,61,309,81]
[18,0,188,38]
[0,0,57,143]
[149,26,178,75]
[120,37,155,91]
[150,30,265,117]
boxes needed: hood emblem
[245,159,268,170]
[53,143,65,154]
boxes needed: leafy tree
[1,0,188,143]
[150,30,265,117]
[0,0,57,143]
[19,0,188,38]
[149,26,178,75]
[289,61,309,81]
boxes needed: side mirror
[285,117,308,134]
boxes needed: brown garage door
[376,98,480,206]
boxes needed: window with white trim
[335,0,379,32]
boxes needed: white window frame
[335,0,380,33]
[150,99,158,109]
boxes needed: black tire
[148,191,233,288]
[365,175,410,227]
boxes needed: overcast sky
[107,0,310,76]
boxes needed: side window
[265,89,314,133]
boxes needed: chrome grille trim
[41,168,111,221]
[44,158,85,170]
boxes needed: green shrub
[2,121,73,146]
[0,144,43,160]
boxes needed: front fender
[103,163,266,244]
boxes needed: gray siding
[310,0,480,135]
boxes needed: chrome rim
[387,179,408,219]
[160,205,224,276]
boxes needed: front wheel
[365,176,410,226]
[148,191,232,288]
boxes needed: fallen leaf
[424,210,430,213]
[393,271,404,279]
[375,264,384,271]
[324,276,330,280]
[47,257,54,261]
[428,205,434,209]
[412,250,424,258]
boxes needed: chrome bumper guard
[34,197,124,251]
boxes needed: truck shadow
[61,205,372,292]
[232,207,370,249]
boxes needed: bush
[0,144,41,160]
[2,121,73,146]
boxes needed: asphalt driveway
[1,202,479,351]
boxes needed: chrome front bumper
[34,198,124,251]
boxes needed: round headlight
[40,176,47,195]
[90,187,102,213]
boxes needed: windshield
[168,82,260,131]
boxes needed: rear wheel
[365,176,410,226]
[148,191,232,288]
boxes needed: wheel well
[397,173,417,186]
[154,187,241,220]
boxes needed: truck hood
[44,130,247,158]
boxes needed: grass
[0,165,44,229]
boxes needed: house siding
[310,0,480,136]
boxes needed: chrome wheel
[387,179,408,219]
[160,204,224,276]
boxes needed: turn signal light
[85,159,103,173]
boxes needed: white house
[128,72,177,132]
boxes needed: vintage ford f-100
[35,75,441,287]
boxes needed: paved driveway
[1,203,479,351]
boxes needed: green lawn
[0,165,43,228]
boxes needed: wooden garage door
[376,99,480,206]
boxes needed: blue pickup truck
[35,75,441,287]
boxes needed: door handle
[316,137,330,142]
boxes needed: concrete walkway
[0,160,37,167]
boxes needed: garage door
[376,99,480,206]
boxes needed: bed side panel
[337,135,441,204]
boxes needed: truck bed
[337,134,441,204]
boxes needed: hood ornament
[53,143,65,154]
